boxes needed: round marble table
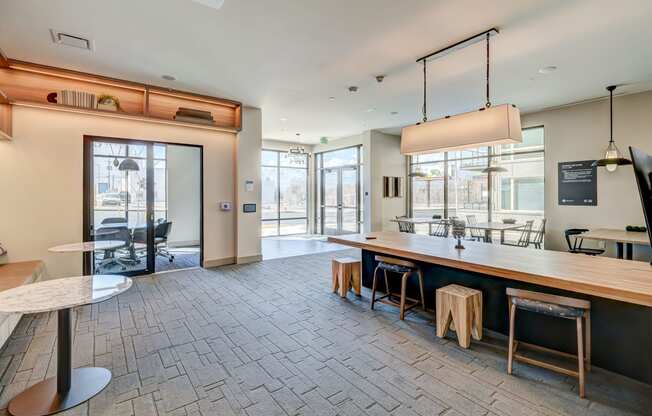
[48,241,123,253]
[0,274,132,416]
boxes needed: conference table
[328,231,652,384]
[580,228,651,260]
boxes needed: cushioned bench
[0,261,45,347]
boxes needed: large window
[409,126,544,234]
[261,150,309,236]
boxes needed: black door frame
[83,135,204,275]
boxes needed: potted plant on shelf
[97,94,121,112]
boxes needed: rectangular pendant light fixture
[401,104,522,155]
[401,28,522,155]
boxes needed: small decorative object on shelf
[452,220,466,250]
[174,107,214,125]
[626,225,647,232]
[97,94,121,112]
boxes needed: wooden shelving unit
[0,60,242,140]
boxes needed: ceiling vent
[50,29,93,50]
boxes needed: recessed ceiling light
[391,111,399,115]
[162,74,176,81]
[329,96,336,101]
[190,0,225,10]
[364,108,376,113]
[280,117,288,122]
[538,66,557,74]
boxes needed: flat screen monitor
[629,146,652,263]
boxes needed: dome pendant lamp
[592,85,632,172]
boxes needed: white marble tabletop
[0,275,132,314]
[48,241,124,253]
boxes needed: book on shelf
[58,90,97,109]
[176,107,213,120]
[173,115,216,125]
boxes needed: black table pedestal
[8,308,111,416]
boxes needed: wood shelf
[0,60,242,137]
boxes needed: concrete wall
[0,105,262,277]
[167,145,201,247]
[522,90,652,259]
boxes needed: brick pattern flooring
[0,249,650,415]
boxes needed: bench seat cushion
[512,297,584,318]
[377,262,413,274]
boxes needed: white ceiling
[2,0,652,144]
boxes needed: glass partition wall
[409,126,545,236]
[261,150,309,236]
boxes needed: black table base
[8,308,112,416]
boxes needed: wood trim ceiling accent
[328,231,652,307]
[0,59,243,137]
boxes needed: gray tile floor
[262,236,347,260]
[0,249,650,415]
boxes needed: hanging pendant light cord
[609,87,614,143]
[422,60,428,123]
[485,32,491,108]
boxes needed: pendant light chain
[485,32,491,108]
[422,60,428,123]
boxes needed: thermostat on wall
[243,203,256,213]
[220,202,232,211]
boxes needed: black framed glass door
[83,137,155,276]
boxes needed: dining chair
[529,219,546,249]
[502,220,534,247]
[396,216,415,233]
[565,229,605,256]
[430,221,450,238]
[465,215,486,242]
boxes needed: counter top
[328,232,652,307]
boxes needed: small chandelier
[592,85,632,172]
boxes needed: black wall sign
[558,160,597,206]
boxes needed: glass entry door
[320,166,360,235]
[84,138,155,276]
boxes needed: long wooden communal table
[328,231,652,384]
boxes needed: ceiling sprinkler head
[375,75,385,83]
[348,86,358,93]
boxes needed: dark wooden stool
[371,255,424,320]
[506,288,591,398]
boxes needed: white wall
[369,131,407,231]
[523,90,652,259]
[0,105,262,277]
[167,145,201,247]
[235,107,262,262]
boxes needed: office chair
[565,229,605,256]
[155,221,174,262]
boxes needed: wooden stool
[506,288,591,398]
[370,255,424,320]
[436,284,482,348]
[331,257,361,298]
